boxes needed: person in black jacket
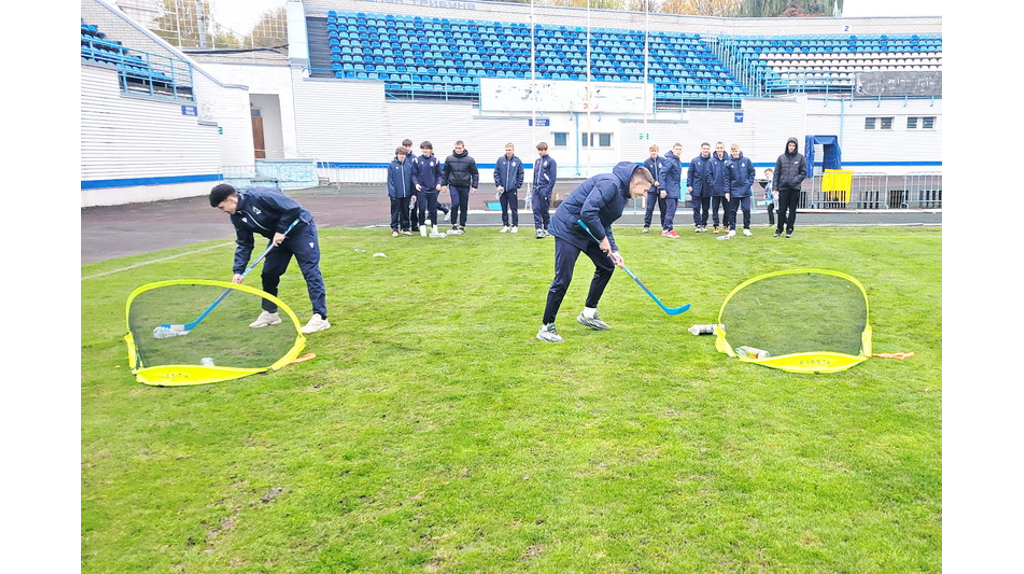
[210,184,330,334]
[442,140,479,234]
[773,137,807,238]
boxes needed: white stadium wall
[288,0,941,181]
[80,0,941,205]
[81,0,255,206]
[81,64,221,206]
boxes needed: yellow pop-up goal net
[714,269,872,374]
[124,280,306,386]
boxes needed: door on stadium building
[251,108,266,159]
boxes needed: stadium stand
[81,20,195,101]
[718,34,943,96]
[309,11,745,106]
[308,10,941,107]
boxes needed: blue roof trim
[82,173,222,190]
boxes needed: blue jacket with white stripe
[532,155,557,197]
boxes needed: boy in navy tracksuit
[641,144,664,233]
[708,142,730,233]
[532,142,557,238]
[494,143,524,233]
[657,143,684,238]
[387,147,414,236]
[209,183,330,334]
[687,142,713,232]
[537,162,655,343]
[412,140,444,235]
[722,143,756,239]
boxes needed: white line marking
[82,243,234,281]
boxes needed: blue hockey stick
[576,219,690,316]
[153,218,301,338]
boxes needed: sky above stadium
[209,0,941,35]
[842,0,940,17]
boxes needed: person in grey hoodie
[773,137,807,238]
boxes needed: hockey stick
[576,219,690,315]
[153,218,300,338]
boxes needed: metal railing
[81,38,195,101]
[902,171,942,209]
[797,172,941,210]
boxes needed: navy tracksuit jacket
[542,161,639,325]
[230,187,327,318]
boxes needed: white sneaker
[500,225,509,233]
[536,323,564,343]
[301,313,331,334]
[249,310,281,328]
[727,229,736,237]
[420,225,427,237]
[510,226,518,234]
[742,228,752,237]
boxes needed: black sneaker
[773,230,782,237]
[785,231,793,238]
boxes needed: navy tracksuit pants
[499,189,519,227]
[692,195,710,227]
[532,190,551,230]
[711,196,728,227]
[662,198,679,231]
[728,196,751,229]
[260,222,327,318]
[390,196,411,231]
[542,237,615,325]
[644,192,665,228]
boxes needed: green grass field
[81,225,941,573]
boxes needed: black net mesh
[719,272,867,357]
[128,283,300,369]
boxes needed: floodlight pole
[530,0,536,149]
[585,0,592,177]
[644,0,650,136]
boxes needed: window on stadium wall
[865,117,894,130]
[581,133,613,147]
[907,116,936,129]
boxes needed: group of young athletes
[205,136,806,343]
